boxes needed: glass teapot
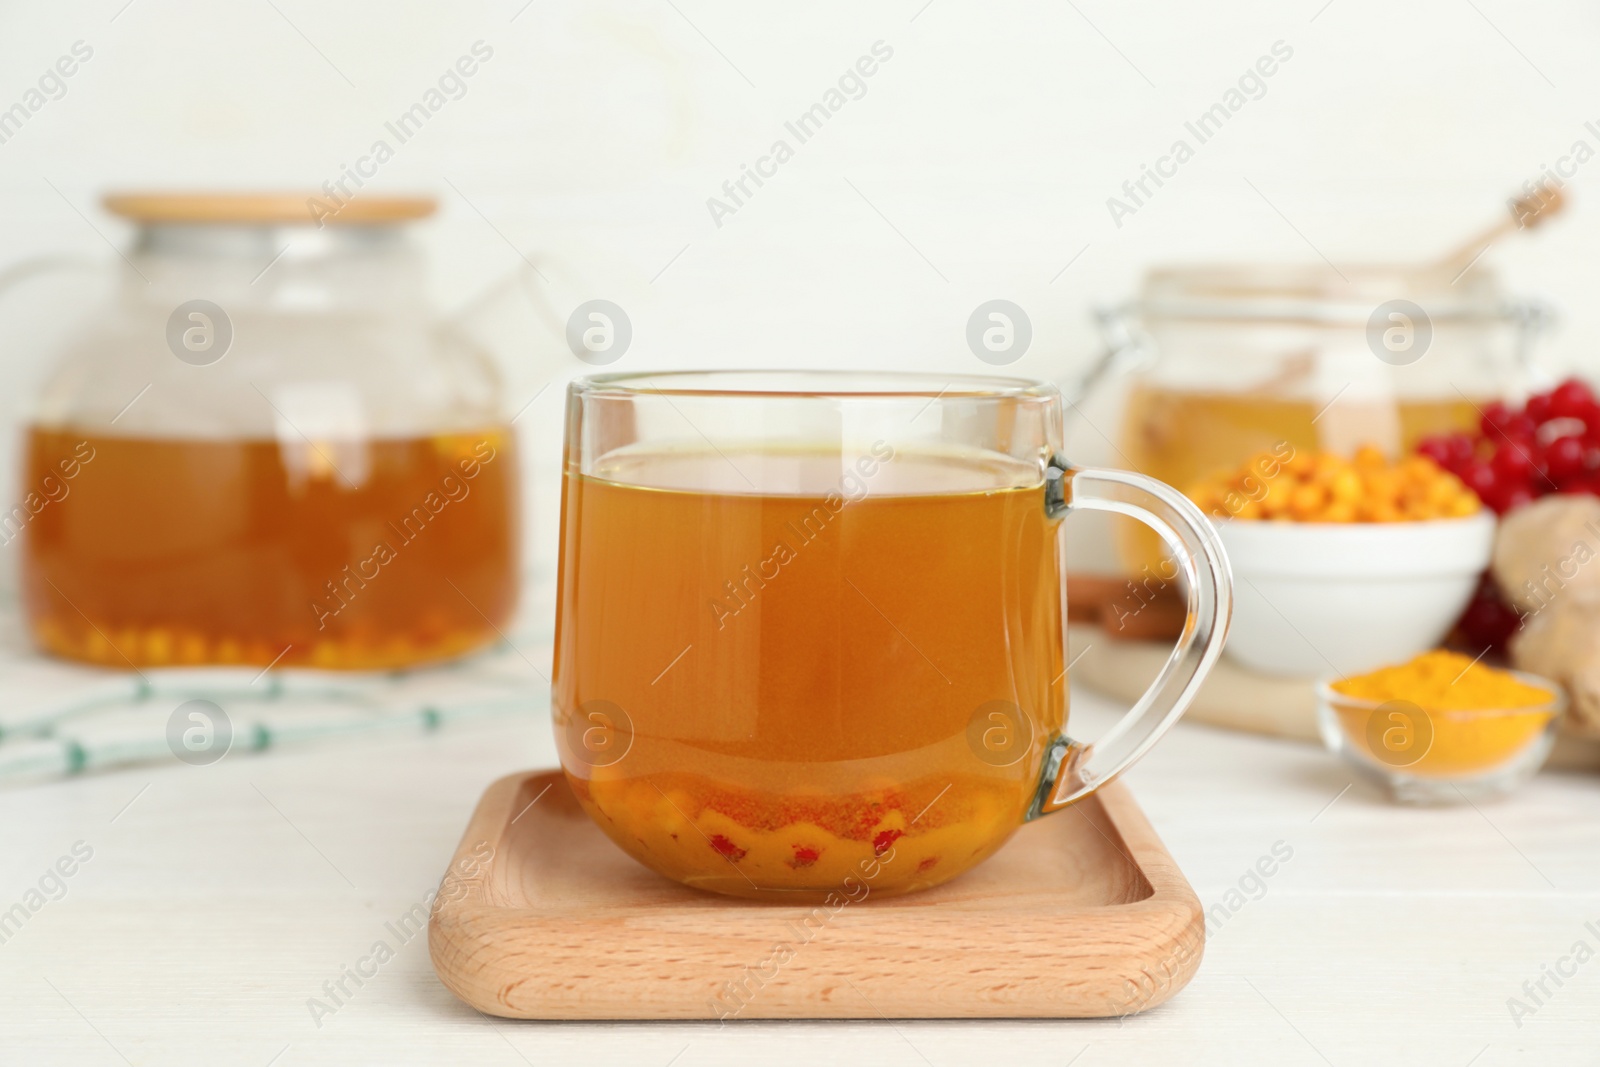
[1090,263,1548,572]
[11,193,520,671]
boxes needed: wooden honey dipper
[1431,186,1568,281]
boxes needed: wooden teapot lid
[103,192,436,226]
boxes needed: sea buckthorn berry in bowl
[1186,447,1481,525]
[1185,446,1495,678]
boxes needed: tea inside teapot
[16,193,519,670]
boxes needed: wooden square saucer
[428,770,1203,1020]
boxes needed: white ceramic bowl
[1214,512,1496,678]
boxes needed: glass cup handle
[1032,456,1233,816]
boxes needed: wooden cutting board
[429,769,1204,1020]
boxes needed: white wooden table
[2,689,1597,1066]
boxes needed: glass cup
[552,371,1232,900]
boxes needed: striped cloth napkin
[0,605,552,783]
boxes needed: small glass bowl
[1315,672,1565,804]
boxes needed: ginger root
[1510,592,1600,734]
[1491,495,1600,613]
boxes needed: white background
[2,0,1600,577]
[3,4,1600,1063]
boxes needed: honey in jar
[1116,387,1483,570]
[1097,263,1542,572]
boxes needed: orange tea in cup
[553,372,1231,901]
[556,443,1065,897]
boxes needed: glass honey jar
[1094,263,1547,572]
[15,193,518,671]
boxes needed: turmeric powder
[1328,650,1558,777]
[1331,650,1553,711]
